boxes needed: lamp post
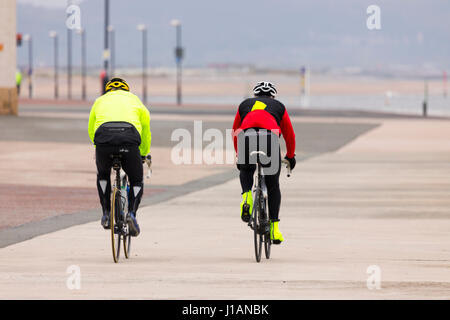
[171,19,183,105]
[103,0,110,93]
[23,34,33,99]
[67,0,73,100]
[108,25,115,77]
[423,80,428,117]
[137,24,148,103]
[77,28,87,100]
[49,31,58,99]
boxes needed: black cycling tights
[95,145,143,215]
[239,157,281,221]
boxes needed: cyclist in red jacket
[232,81,296,244]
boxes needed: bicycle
[109,154,152,263]
[110,154,131,263]
[247,151,291,263]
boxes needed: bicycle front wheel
[123,234,131,259]
[123,210,131,259]
[264,232,271,259]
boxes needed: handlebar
[250,151,292,177]
[144,154,152,179]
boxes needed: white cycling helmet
[253,81,277,98]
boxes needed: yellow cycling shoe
[240,190,253,223]
[270,220,284,244]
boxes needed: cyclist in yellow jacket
[88,78,151,236]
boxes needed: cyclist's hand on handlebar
[284,155,296,170]
[142,154,152,164]
[143,154,152,178]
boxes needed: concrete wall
[0,0,18,115]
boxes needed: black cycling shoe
[127,212,140,237]
[241,204,251,223]
[101,213,110,230]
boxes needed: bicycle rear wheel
[253,191,263,263]
[110,189,121,263]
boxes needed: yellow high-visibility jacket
[88,90,151,156]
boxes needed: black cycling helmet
[105,77,130,93]
[253,81,277,98]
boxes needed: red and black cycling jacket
[232,97,296,158]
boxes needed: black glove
[142,154,151,164]
[284,155,296,170]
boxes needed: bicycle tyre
[253,191,263,263]
[123,233,131,259]
[263,197,271,259]
[110,189,121,263]
[123,201,131,259]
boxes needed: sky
[16,0,450,74]
[18,0,83,8]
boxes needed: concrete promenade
[0,101,449,299]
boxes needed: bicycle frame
[112,157,124,217]
[246,149,291,262]
[247,151,271,262]
[109,153,150,263]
